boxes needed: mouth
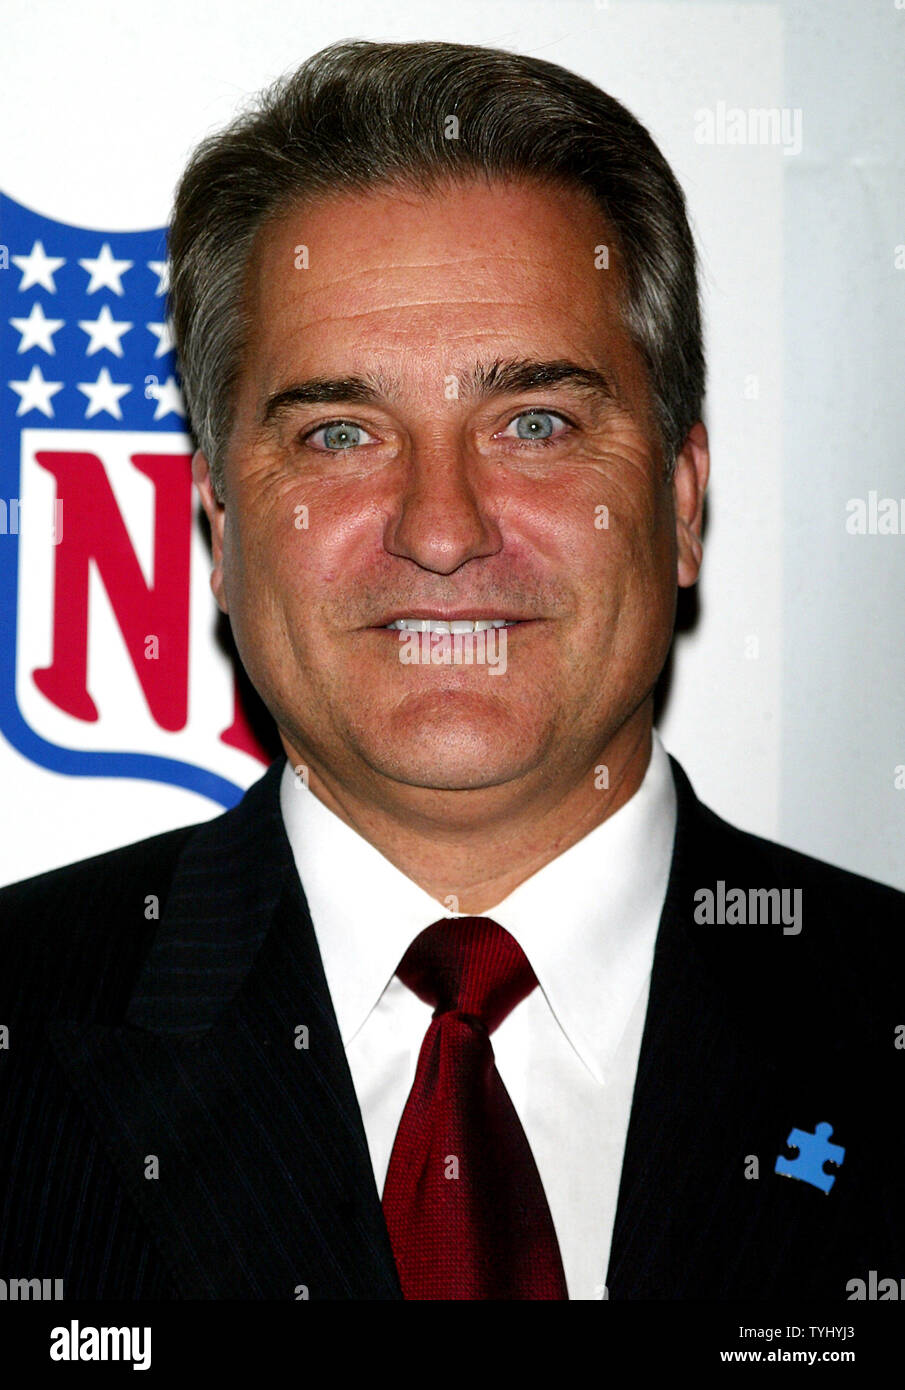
[382,617,520,633]
[369,610,534,632]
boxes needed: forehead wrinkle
[273,254,546,281]
[271,296,583,331]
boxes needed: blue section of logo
[0,192,243,808]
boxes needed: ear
[192,450,229,614]
[673,420,710,588]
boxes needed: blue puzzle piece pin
[775,1121,845,1193]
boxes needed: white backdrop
[1,0,902,890]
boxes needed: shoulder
[0,758,286,1021]
[0,821,204,1020]
[669,755,905,1012]
[671,753,905,914]
[0,820,199,920]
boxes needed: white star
[11,240,66,292]
[78,243,133,296]
[146,320,175,358]
[77,366,131,419]
[79,304,133,357]
[9,302,65,354]
[147,259,169,296]
[148,374,185,421]
[8,364,64,417]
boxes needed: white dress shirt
[279,728,677,1299]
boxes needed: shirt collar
[279,730,676,1083]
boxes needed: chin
[369,751,532,792]
[357,709,541,791]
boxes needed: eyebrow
[259,357,619,429]
[467,358,618,407]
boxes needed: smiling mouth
[383,618,520,633]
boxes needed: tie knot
[395,917,537,1032]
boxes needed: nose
[383,434,502,575]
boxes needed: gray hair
[168,39,705,498]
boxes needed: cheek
[604,471,674,570]
[573,501,676,654]
[220,511,286,644]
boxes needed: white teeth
[386,617,517,632]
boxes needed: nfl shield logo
[0,193,277,807]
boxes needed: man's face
[196,177,706,814]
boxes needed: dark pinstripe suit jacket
[1,754,903,1300]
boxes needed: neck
[282,706,654,914]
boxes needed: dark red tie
[381,916,568,1299]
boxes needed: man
[1,39,903,1302]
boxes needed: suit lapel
[604,759,757,1297]
[47,759,402,1300]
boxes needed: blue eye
[305,420,375,450]
[502,410,569,443]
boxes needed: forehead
[238,176,630,383]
